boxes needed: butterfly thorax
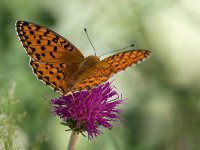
[77,55,100,72]
[74,55,100,79]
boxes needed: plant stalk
[68,131,79,150]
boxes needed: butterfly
[15,21,151,95]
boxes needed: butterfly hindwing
[72,70,108,91]
[30,60,81,94]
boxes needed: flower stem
[68,131,79,150]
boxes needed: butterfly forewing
[16,21,84,63]
[100,50,151,74]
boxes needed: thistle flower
[51,82,125,139]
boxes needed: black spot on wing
[41,46,45,51]
[50,52,56,58]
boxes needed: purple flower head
[51,82,125,139]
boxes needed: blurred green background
[1,0,200,149]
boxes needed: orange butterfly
[15,21,151,95]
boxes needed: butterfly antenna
[84,28,97,56]
[99,44,135,58]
